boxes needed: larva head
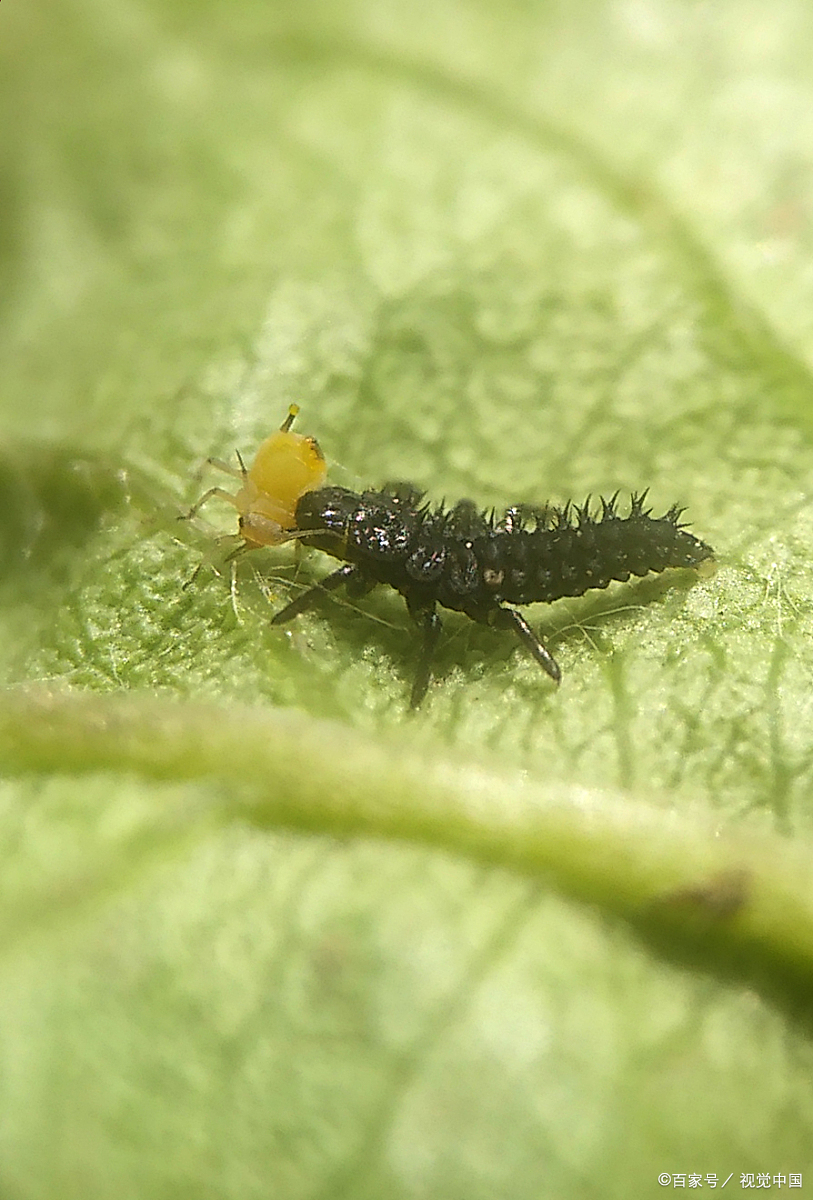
[237,405,327,547]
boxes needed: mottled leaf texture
[2,2,813,1198]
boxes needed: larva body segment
[477,496,710,606]
[275,482,714,706]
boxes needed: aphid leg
[271,563,356,625]
[405,595,442,709]
[182,533,245,592]
[492,607,561,685]
[229,557,241,621]
[182,486,239,521]
[206,456,244,481]
[183,452,250,522]
[182,562,204,592]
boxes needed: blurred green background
[2,1,813,1196]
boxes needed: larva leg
[492,607,561,685]
[344,570,377,602]
[406,596,442,709]
[271,563,356,625]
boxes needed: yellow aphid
[186,405,327,548]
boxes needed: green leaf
[2,1,813,1196]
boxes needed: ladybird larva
[272,479,715,707]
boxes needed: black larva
[271,481,715,707]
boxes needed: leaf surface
[2,1,813,1195]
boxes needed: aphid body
[186,404,327,548]
[271,479,715,707]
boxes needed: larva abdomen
[498,505,712,605]
[284,480,714,705]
